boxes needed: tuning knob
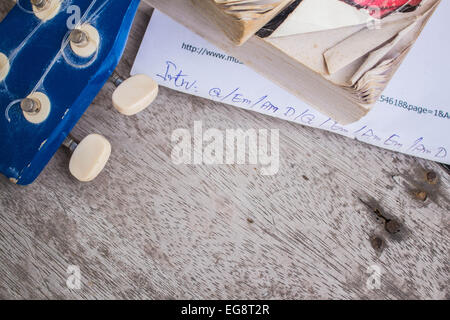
[66,134,111,182]
[111,73,158,116]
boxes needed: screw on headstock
[20,98,41,114]
[70,29,89,48]
[31,0,48,10]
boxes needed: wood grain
[0,1,448,300]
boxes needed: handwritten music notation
[132,10,449,165]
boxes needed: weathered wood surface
[0,1,448,300]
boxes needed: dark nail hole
[414,190,428,202]
[426,171,438,185]
[370,236,384,251]
[385,220,401,234]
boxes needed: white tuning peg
[31,0,61,21]
[0,52,9,82]
[111,73,158,116]
[21,92,51,124]
[69,24,100,58]
[64,134,111,182]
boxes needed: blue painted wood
[0,0,140,185]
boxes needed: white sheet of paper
[131,6,450,165]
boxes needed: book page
[132,7,449,165]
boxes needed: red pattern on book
[340,0,423,18]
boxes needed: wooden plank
[0,0,448,299]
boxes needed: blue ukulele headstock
[0,0,158,185]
